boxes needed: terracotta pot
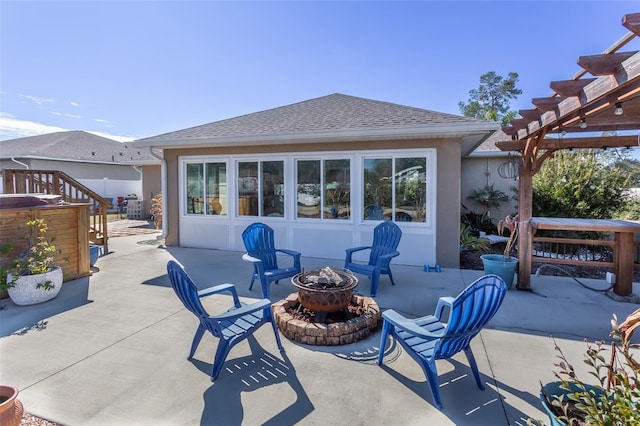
[7,266,63,305]
[0,385,23,426]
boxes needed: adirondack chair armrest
[242,253,261,264]
[382,309,445,339]
[276,249,301,269]
[375,250,400,266]
[198,283,241,308]
[434,296,455,320]
[345,246,371,262]
[276,249,301,258]
[211,298,272,321]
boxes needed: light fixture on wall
[579,119,587,129]
[614,102,623,116]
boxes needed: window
[296,158,350,220]
[297,160,321,218]
[185,162,227,215]
[238,160,284,217]
[363,156,426,222]
[324,159,350,219]
[186,163,204,214]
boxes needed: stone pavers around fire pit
[272,293,381,345]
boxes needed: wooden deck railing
[532,232,640,270]
[2,169,111,251]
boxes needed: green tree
[532,150,632,219]
[459,71,522,124]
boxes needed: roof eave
[131,122,500,149]
[0,155,159,166]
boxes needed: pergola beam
[495,135,638,152]
[549,78,597,97]
[623,13,640,35]
[578,51,637,75]
[513,50,640,139]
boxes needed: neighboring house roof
[133,93,499,155]
[469,129,514,157]
[0,130,158,165]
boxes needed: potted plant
[0,385,23,426]
[468,184,510,217]
[531,309,640,425]
[480,214,518,289]
[6,218,63,305]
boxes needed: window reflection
[263,161,284,217]
[206,163,226,215]
[363,158,392,220]
[186,163,204,214]
[238,162,259,216]
[394,158,426,222]
[297,160,321,218]
[324,159,350,219]
[363,157,427,222]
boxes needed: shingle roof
[473,129,512,152]
[0,131,155,164]
[137,93,493,143]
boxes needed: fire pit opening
[272,267,381,346]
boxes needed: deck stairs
[2,169,112,252]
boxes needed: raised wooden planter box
[0,202,91,282]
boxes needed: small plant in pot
[530,309,640,425]
[7,218,64,305]
[480,214,518,289]
[0,242,15,299]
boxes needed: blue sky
[1,1,638,145]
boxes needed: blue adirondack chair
[166,260,284,381]
[241,222,302,299]
[364,204,384,220]
[376,274,507,409]
[344,221,402,296]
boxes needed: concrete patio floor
[1,232,639,426]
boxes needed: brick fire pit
[272,293,381,345]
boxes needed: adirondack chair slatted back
[369,221,402,268]
[435,275,506,359]
[167,261,221,337]
[243,222,279,270]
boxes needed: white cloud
[0,115,68,140]
[70,102,79,107]
[20,94,55,105]
[0,114,136,142]
[86,131,136,143]
[50,111,83,119]
[92,118,109,123]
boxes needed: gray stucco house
[132,93,499,268]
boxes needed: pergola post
[517,172,533,290]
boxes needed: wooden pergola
[496,13,640,294]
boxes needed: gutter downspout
[11,158,29,169]
[148,147,167,241]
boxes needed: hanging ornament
[498,153,521,180]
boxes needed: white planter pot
[7,266,63,305]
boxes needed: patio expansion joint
[477,331,510,420]
[19,307,185,392]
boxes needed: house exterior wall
[142,164,162,201]
[162,137,463,268]
[460,156,518,223]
